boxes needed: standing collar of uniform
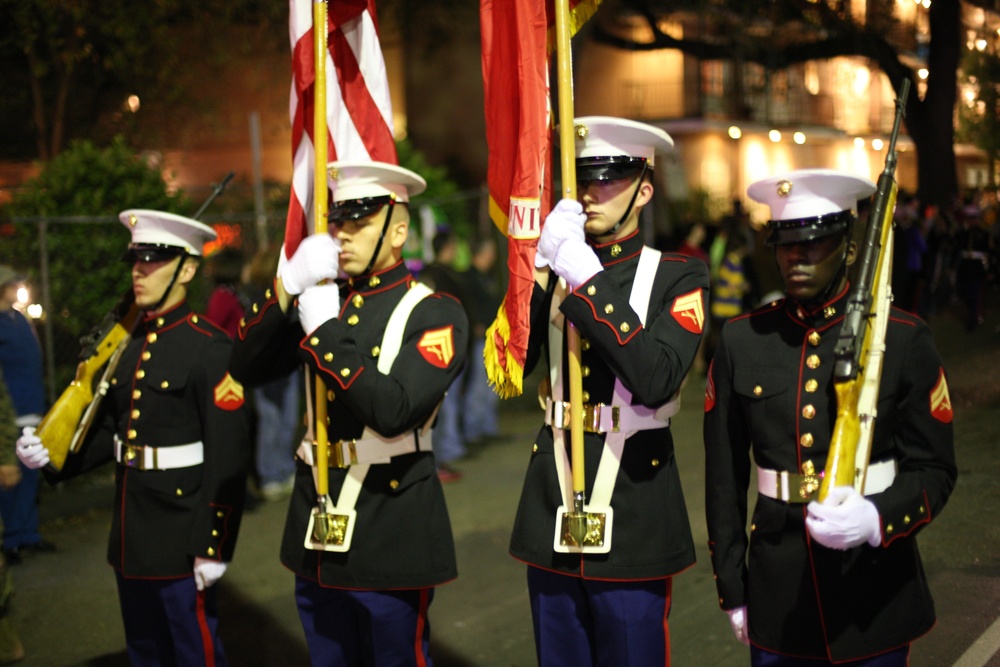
[784,282,850,326]
[141,301,191,331]
[345,260,412,296]
[590,229,643,266]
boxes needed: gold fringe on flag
[484,300,525,399]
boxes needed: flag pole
[310,0,334,543]
[553,0,587,543]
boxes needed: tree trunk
[912,0,960,206]
[26,45,50,161]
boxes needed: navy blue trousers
[295,576,434,667]
[751,644,910,666]
[0,463,41,549]
[115,572,225,666]
[527,566,673,666]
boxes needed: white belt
[15,414,42,428]
[114,437,204,471]
[757,459,897,503]
[543,397,677,434]
[296,432,429,468]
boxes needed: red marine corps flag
[286,0,397,258]
[480,0,600,398]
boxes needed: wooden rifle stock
[36,301,139,472]
[819,80,909,501]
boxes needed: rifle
[34,173,235,472]
[818,79,910,501]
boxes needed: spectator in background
[892,194,927,314]
[954,204,993,331]
[205,248,249,337]
[0,370,24,663]
[675,222,710,267]
[243,246,302,501]
[418,229,469,482]
[0,265,55,565]
[706,232,751,364]
[460,234,501,446]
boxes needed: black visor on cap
[576,156,648,184]
[328,195,397,224]
[122,244,186,264]
[765,209,854,246]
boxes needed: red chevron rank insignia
[418,326,455,369]
[929,367,953,424]
[214,373,245,411]
[671,288,705,334]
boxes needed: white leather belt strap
[114,436,204,470]
[296,430,430,467]
[549,247,664,515]
[757,458,897,502]
[544,396,677,433]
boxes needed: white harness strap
[310,282,435,516]
[548,248,672,514]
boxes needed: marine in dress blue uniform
[18,210,251,666]
[230,162,468,667]
[704,170,957,665]
[510,118,708,666]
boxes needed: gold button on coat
[587,286,597,296]
[806,354,820,369]
[369,276,381,287]
[620,322,630,333]
[804,379,818,393]
[147,333,157,343]
[611,244,622,257]
[808,331,821,346]
[802,404,816,419]
[347,314,359,325]
[753,385,763,396]
[800,433,814,448]
[352,294,364,308]
[604,304,614,314]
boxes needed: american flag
[285,0,397,258]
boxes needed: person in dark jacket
[704,169,957,665]
[511,117,708,666]
[230,161,468,667]
[17,210,251,666]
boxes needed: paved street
[7,295,1000,666]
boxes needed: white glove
[277,235,341,295]
[727,606,749,646]
[193,557,228,591]
[537,199,585,267]
[806,486,881,550]
[297,283,341,335]
[538,199,602,289]
[16,427,50,469]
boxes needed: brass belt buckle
[582,404,602,433]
